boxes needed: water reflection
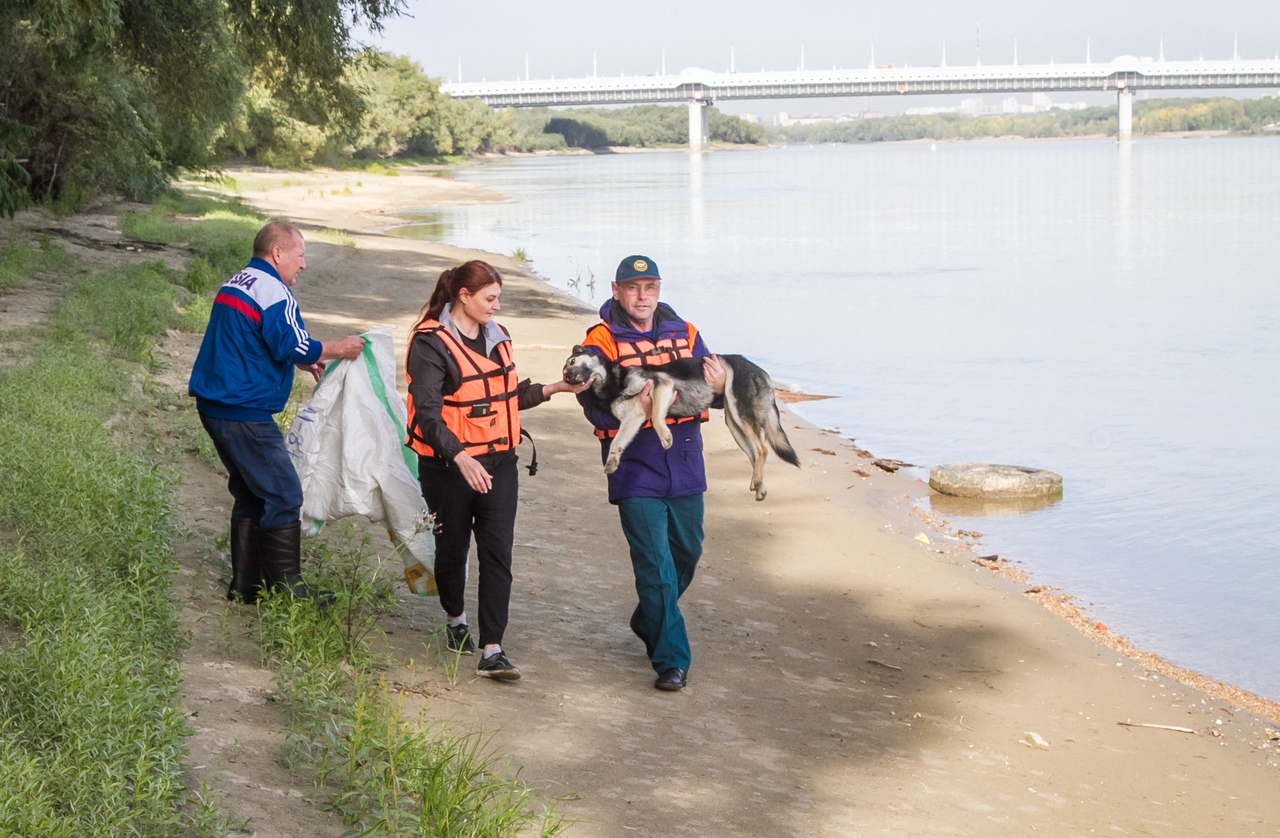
[1114,141,1133,266]
[929,492,1063,519]
[384,209,450,242]
[689,151,705,242]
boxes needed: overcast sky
[360,1,1280,116]
[365,0,1279,82]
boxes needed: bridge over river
[443,56,1280,149]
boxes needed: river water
[389,138,1280,701]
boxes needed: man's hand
[306,335,365,378]
[325,335,366,361]
[703,355,727,396]
[638,380,678,415]
[296,362,324,382]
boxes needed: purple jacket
[578,300,715,503]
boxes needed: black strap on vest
[519,428,538,476]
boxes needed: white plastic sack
[285,327,437,596]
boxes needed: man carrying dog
[189,222,365,604]
[578,255,725,691]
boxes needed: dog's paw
[656,428,674,449]
[752,480,767,501]
[605,456,620,474]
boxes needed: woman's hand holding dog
[543,380,590,398]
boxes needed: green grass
[124,192,263,279]
[338,155,468,174]
[250,523,568,836]
[152,188,258,220]
[308,228,358,249]
[0,232,75,292]
[269,664,568,837]
[182,210,262,276]
[1,198,568,836]
[50,261,204,363]
[121,210,184,243]
[0,261,217,834]
[510,247,529,261]
[254,526,397,674]
[337,160,400,176]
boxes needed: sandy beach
[11,165,1280,836]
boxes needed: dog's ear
[571,345,586,356]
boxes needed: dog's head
[562,345,604,386]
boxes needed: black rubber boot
[257,521,334,605]
[226,517,264,604]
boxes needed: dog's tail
[723,354,801,468]
[765,402,801,467]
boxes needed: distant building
[958,97,1001,116]
[775,111,853,127]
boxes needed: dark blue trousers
[617,494,704,673]
[199,414,303,529]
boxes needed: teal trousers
[617,494,704,673]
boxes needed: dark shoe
[445,623,476,656]
[257,521,335,605]
[477,650,521,681]
[226,517,264,604]
[654,667,688,691]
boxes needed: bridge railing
[443,58,1280,107]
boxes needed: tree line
[770,96,1280,144]
[0,2,558,214]
[6,3,1271,220]
[522,105,768,149]
[1,0,406,215]
[0,2,767,218]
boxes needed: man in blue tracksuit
[578,255,725,691]
[189,222,364,603]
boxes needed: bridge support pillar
[687,100,710,151]
[1117,88,1134,143]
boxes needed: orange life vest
[580,320,709,439]
[405,320,521,458]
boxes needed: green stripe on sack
[359,337,420,479]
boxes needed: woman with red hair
[405,261,585,680]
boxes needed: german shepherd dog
[563,346,801,501]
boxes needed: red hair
[417,260,503,325]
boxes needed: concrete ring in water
[929,462,1063,499]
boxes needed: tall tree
[0,0,403,209]
[225,0,402,126]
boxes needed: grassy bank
[0,197,567,836]
[0,244,214,834]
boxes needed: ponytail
[414,260,504,329]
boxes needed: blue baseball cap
[615,255,660,283]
